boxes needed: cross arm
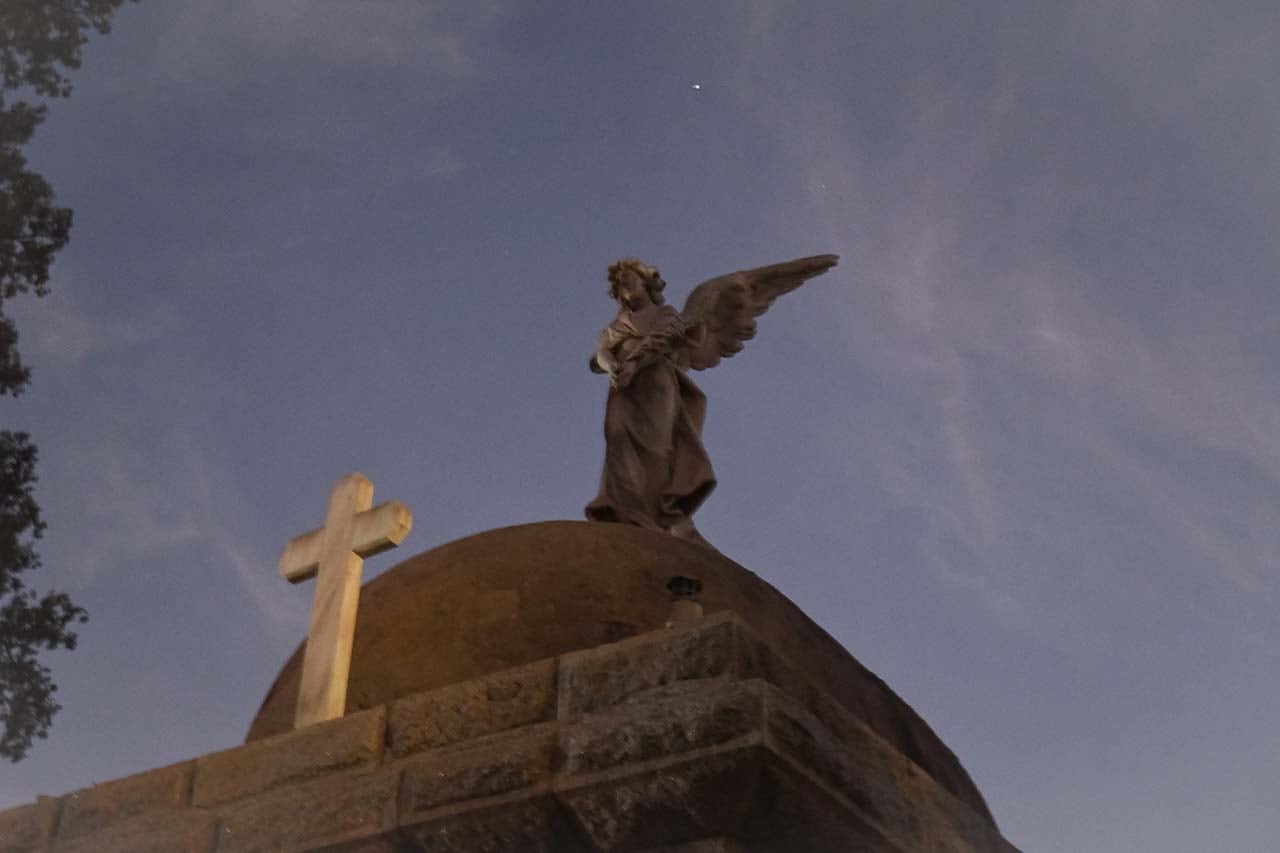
[278,500,414,583]
[279,526,324,583]
[351,500,414,559]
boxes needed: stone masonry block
[764,685,929,848]
[762,685,1010,852]
[193,706,386,807]
[0,803,42,853]
[740,757,901,852]
[639,839,753,853]
[308,836,409,853]
[57,759,194,842]
[398,790,587,853]
[556,744,765,851]
[735,616,1000,834]
[388,658,556,759]
[0,796,60,853]
[730,622,816,709]
[558,613,738,720]
[913,770,1019,853]
[559,680,765,777]
[398,723,558,819]
[0,609,1014,853]
[216,765,400,853]
[52,810,217,853]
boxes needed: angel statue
[585,253,839,546]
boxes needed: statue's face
[614,269,651,311]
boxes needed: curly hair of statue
[606,258,667,305]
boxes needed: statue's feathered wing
[678,254,839,370]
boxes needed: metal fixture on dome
[665,575,704,628]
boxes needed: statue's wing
[679,254,839,370]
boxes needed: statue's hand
[611,361,638,390]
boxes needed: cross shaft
[279,473,412,728]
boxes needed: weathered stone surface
[0,605,1018,853]
[248,522,995,830]
[193,706,386,807]
[388,658,556,759]
[739,758,901,852]
[399,724,557,818]
[732,624,816,708]
[766,691,904,831]
[52,811,216,853]
[57,759,194,842]
[736,617,993,830]
[0,796,59,853]
[398,792,586,853]
[217,766,399,853]
[913,776,1021,853]
[762,685,1012,852]
[0,531,1023,853]
[308,836,409,853]
[0,803,41,853]
[639,840,752,853]
[558,615,737,720]
[557,745,763,851]
[559,680,764,776]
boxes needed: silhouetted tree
[0,0,134,761]
[0,431,83,761]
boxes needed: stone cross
[279,473,412,728]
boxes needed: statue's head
[607,258,666,307]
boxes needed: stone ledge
[51,810,216,853]
[215,765,400,853]
[742,755,904,852]
[639,840,754,853]
[0,796,59,853]
[56,759,194,843]
[558,679,766,777]
[556,743,766,851]
[397,788,585,853]
[388,657,556,759]
[557,613,739,720]
[761,684,1015,853]
[398,722,558,818]
[0,610,1017,853]
[193,706,387,808]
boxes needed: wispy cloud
[152,0,507,86]
[183,442,306,631]
[6,278,178,366]
[732,4,1280,631]
[82,3,497,261]
[56,432,305,631]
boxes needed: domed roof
[248,520,992,823]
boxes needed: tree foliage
[1,0,131,98]
[0,0,134,761]
[0,99,71,394]
[0,431,83,761]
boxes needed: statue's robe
[585,304,717,535]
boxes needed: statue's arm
[591,336,620,377]
[630,316,688,365]
[612,309,690,388]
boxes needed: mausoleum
[0,521,1019,851]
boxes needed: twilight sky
[4,3,1279,850]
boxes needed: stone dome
[247,520,993,824]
